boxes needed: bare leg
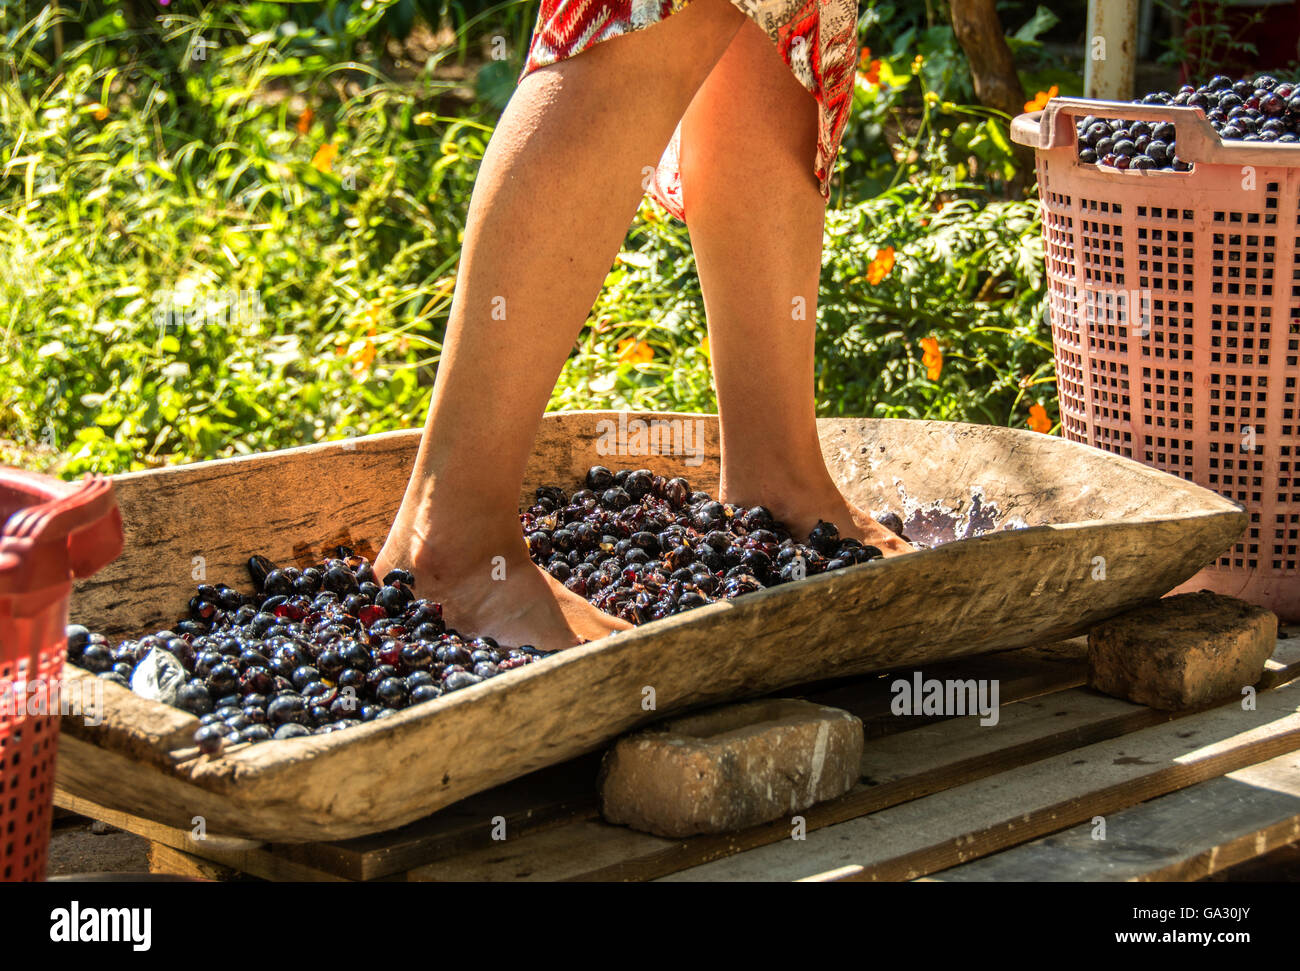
[679,21,911,555]
[376,0,747,649]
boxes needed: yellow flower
[920,336,943,381]
[924,91,939,107]
[1028,403,1052,434]
[1023,85,1059,113]
[616,339,654,365]
[911,54,924,75]
[413,111,435,126]
[866,245,896,285]
[311,142,338,173]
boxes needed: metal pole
[1085,0,1140,101]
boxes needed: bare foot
[375,538,631,653]
[720,481,914,557]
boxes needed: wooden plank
[1259,635,1300,690]
[59,413,1246,842]
[54,791,344,882]
[270,753,604,881]
[401,640,1296,881]
[403,686,1183,880]
[930,750,1300,881]
[184,633,1081,875]
[1203,840,1300,881]
[148,842,248,882]
[106,636,1295,882]
[200,638,1091,880]
[400,821,666,882]
[660,677,1300,881]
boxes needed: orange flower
[859,57,882,86]
[920,336,943,381]
[1028,403,1052,434]
[857,46,872,69]
[1023,85,1059,113]
[90,102,109,121]
[616,339,654,365]
[351,339,376,376]
[700,333,710,361]
[311,142,338,173]
[296,105,314,134]
[866,245,895,285]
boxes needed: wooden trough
[59,413,1246,842]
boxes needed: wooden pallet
[59,634,1300,882]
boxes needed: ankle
[382,510,528,584]
[719,464,839,511]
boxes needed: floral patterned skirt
[518,0,860,221]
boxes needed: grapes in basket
[1073,74,1300,172]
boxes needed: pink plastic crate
[0,471,121,881]
[1013,97,1300,621]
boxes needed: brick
[598,699,863,838]
[1087,592,1278,711]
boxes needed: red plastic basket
[1013,97,1300,621]
[0,470,122,881]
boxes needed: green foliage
[552,179,1055,431]
[817,179,1053,425]
[1,1,1057,478]
[0,4,475,473]
[1155,0,1263,82]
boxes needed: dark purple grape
[410,684,443,705]
[585,466,614,491]
[177,682,214,715]
[267,694,309,727]
[443,670,484,692]
[194,724,225,755]
[375,677,409,708]
[206,662,239,696]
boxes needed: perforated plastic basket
[1013,97,1300,620]
[0,471,121,881]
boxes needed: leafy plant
[0,0,1058,479]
